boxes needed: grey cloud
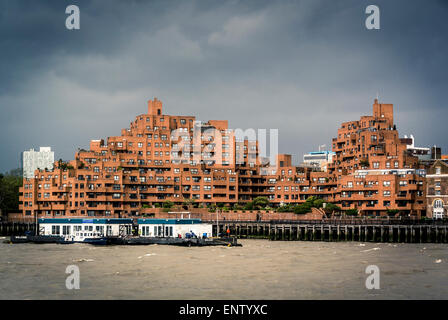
[0,0,447,172]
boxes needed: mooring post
[445,227,448,244]
[435,227,439,243]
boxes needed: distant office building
[22,147,54,178]
[431,146,442,160]
[302,150,335,171]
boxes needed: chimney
[148,98,163,116]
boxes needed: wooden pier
[0,221,36,236]
[208,220,448,243]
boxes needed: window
[383,181,390,187]
[436,167,441,175]
[52,225,60,235]
[434,199,443,208]
[62,225,71,235]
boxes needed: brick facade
[19,98,427,218]
[426,160,448,218]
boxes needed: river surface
[0,238,447,299]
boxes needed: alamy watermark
[66,5,80,30]
[365,5,380,30]
[169,123,279,175]
[365,265,380,290]
[65,265,80,290]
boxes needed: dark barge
[108,236,241,247]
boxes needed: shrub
[345,209,358,216]
[162,201,174,208]
[294,205,311,215]
[244,201,254,210]
[386,209,399,216]
[359,159,369,167]
[277,205,293,213]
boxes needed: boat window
[154,226,157,236]
[52,225,60,235]
[62,226,71,235]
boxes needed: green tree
[323,203,341,214]
[293,204,311,215]
[0,169,23,216]
[252,196,269,209]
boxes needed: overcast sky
[0,0,447,172]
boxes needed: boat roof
[38,218,133,224]
[137,218,203,225]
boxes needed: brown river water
[0,238,447,299]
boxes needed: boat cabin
[137,218,212,239]
[38,218,133,242]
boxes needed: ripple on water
[1,240,447,299]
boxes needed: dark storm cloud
[0,0,447,171]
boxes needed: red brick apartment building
[19,98,427,218]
